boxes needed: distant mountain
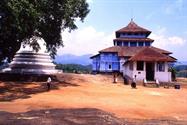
[174,61,187,66]
[55,54,92,65]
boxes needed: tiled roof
[128,47,176,62]
[150,46,172,54]
[116,19,151,33]
[99,46,172,57]
[113,38,154,42]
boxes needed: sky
[57,0,187,61]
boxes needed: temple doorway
[146,62,155,81]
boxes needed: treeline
[174,65,187,71]
[55,64,92,74]
[173,65,187,78]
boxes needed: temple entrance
[146,62,155,81]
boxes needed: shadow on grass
[0,77,79,102]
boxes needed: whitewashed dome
[9,50,57,74]
[6,37,58,74]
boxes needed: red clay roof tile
[99,46,172,57]
[128,47,176,62]
[116,19,151,34]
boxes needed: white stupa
[5,38,58,74]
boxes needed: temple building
[91,19,176,82]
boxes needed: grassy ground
[0,73,187,124]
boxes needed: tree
[0,0,89,63]
[169,67,177,81]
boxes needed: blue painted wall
[92,53,120,72]
[92,55,100,71]
[119,33,146,38]
[114,41,151,47]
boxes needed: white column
[165,62,168,72]
[144,61,146,80]
[154,62,157,80]
[155,62,157,72]
[128,42,130,47]
[122,42,124,46]
[133,61,136,71]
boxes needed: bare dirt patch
[1,73,187,124]
[177,77,187,89]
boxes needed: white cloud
[150,27,186,49]
[168,36,185,45]
[150,33,168,48]
[156,27,167,35]
[151,34,185,48]
[165,0,183,14]
[19,37,47,53]
[87,0,93,4]
[58,26,114,56]
[150,27,187,61]
[59,25,186,56]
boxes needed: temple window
[145,42,151,46]
[108,64,112,69]
[157,62,165,72]
[138,42,144,46]
[123,42,129,46]
[137,61,144,71]
[130,42,137,47]
[114,41,116,46]
[117,41,122,46]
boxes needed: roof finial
[130,8,134,22]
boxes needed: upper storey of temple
[114,19,154,47]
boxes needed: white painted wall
[155,72,171,82]
[132,62,145,81]
[123,62,145,82]
[119,58,126,73]
[154,62,172,82]
[133,70,146,81]
[123,61,172,82]
[123,62,133,78]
